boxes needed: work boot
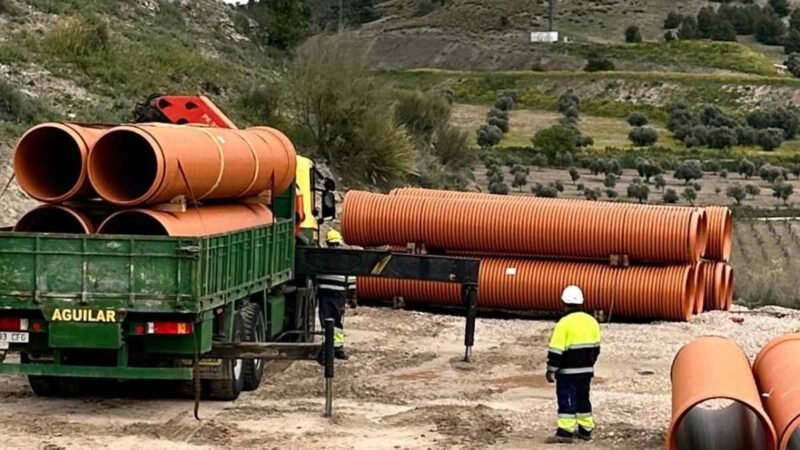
[334,347,350,360]
[544,434,574,444]
[576,427,593,441]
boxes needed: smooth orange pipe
[754,334,800,450]
[359,258,696,321]
[88,124,297,206]
[667,336,777,450]
[703,206,733,262]
[97,204,273,237]
[14,123,107,202]
[344,191,707,264]
[13,205,99,234]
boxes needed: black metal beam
[206,342,320,360]
[295,247,480,285]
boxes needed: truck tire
[27,376,61,397]
[208,312,246,401]
[240,302,265,392]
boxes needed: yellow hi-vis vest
[547,311,601,376]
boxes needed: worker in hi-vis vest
[545,285,601,444]
[316,229,355,361]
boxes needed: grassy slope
[0,0,275,138]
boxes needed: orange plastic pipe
[754,334,800,450]
[667,336,777,450]
[703,206,733,262]
[344,191,707,264]
[13,205,99,234]
[14,123,108,202]
[87,124,296,206]
[359,257,697,321]
[97,204,273,237]
[693,261,706,315]
[700,261,726,312]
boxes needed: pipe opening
[90,130,157,204]
[15,127,83,201]
[789,427,800,450]
[721,211,733,261]
[98,212,168,236]
[14,207,91,234]
[673,398,771,450]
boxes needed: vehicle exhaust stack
[14,123,106,203]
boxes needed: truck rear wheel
[208,312,245,401]
[241,302,265,391]
[27,376,61,397]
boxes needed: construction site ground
[0,304,797,450]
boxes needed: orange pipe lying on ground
[88,124,296,206]
[358,258,697,321]
[343,191,707,264]
[667,336,777,450]
[97,204,273,237]
[703,206,733,263]
[14,123,108,203]
[693,261,706,315]
[754,334,800,450]
[13,205,100,234]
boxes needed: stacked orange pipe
[700,261,733,311]
[359,258,696,321]
[13,205,100,234]
[14,123,108,202]
[87,124,296,206]
[343,191,707,264]
[97,204,273,237]
[703,206,733,263]
[754,334,800,450]
[667,336,777,450]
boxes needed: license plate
[0,332,29,349]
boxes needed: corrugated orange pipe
[724,265,734,311]
[667,336,777,450]
[87,124,296,206]
[343,191,707,264]
[14,123,108,202]
[703,206,733,262]
[753,334,800,450]
[13,205,100,234]
[693,261,706,315]
[97,204,273,237]
[701,261,725,312]
[358,257,696,321]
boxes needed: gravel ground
[0,304,796,449]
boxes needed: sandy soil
[0,305,797,450]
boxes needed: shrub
[584,52,615,72]
[576,183,585,192]
[553,180,565,192]
[605,188,619,199]
[531,153,549,168]
[664,11,682,29]
[238,82,284,126]
[785,29,800,55]
[532,125,578,157]
[604,158,623,176]
[494,95,515,111]
[585,188,601,201]
[477,124,503,148]
[667,106,696,132]
[488,181,510,195]
[769,0,790,17]
[772,179,794,205]
[759,164,784,183]
[588,157,605,175]
[755,7,785,45]
[790,163,800,178]
[488,171,504,184]
[45,13,110,59]
[512,172,528,191]
[488,116,509,133]
[629,127,658,146]
[677,16,700,39]
[625,25,643,43]
[664,31,676,42]
[720,169,728,178]
[532,183,559,198]
[627,112,649,127]
[710,20,737,41]
[681,186,697,205]
[395,90,451,143]
[735,126,758,146]
[697,6,717,38]
[745,184,761,198]
[706,127,738,149]
[511,164,528,175]
[674,160,703,184]
[557,90,580,114]
[700,104,739,128]
[747,107,800,139]
[500,89,519,101]
[604,173,618,189]
[664,188,679,204]
[627,182,650,203]
[636,159,663,182]
[0,80,50,123]
[487,107,509,121]
[702,160,722,173]
[654,174,666,191]
[727,184,747,205]
[738,159,757,179]
[757,128,784,151]
[568,167,581,184]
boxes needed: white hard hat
[561,285,584,305]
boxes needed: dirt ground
[0,305,797,450]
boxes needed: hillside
[0,0,277,221]
[343,0,784,72]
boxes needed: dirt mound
[382,404,511,447]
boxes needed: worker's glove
[546,371,556,384]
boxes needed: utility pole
[548,0,556,32]
[338,0,343,34]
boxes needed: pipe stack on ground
[754,334,800,450]
[12,122,296,237]
[345,188,733,322]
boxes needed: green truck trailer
[0,183,480,404]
